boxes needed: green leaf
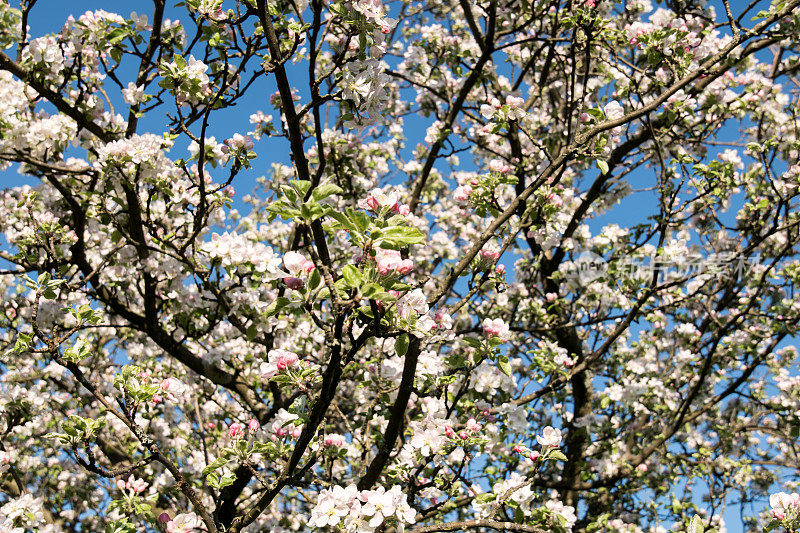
[308,269,321,291]
[264,297,290,318]
[326,209,357,231]
[378,226,426,246]
[290,179,311,197]
[597,160,609,175]
[203,455,230,476]
[497,356,512,376]
[474,493,496,504]
[360,283,382,299]
[105,519,137,533]
[462,337,482,348]
[342,265,362,288]
[548,450,568,461]
[585,108,604,119]
[395,333,410,357]
[311,183,343,202]
[688,516,704,533]
[246,324,258,341]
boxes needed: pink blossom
[324,434,346,447]
[480,246,501,263]
[770,492,800,521]
[434,309,453,330]
[159,377,187,402]
[166,512,202,533]
[374,247,413,276]
[488,159,510,174]
[482,317,510,340]
[547,193,563,207]
[275,350,299,370]
[454,185,473,202]
[248,418,261,432]
[537,426,562,447]
[375,248,402,275]
[505,95,524,108]
[358,188,401,214]
[283,251,308,275]
[261,349,302,379]
[228,423,245,438]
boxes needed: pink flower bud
[397,259,414,275]
[530,451,540,461]
[248,419,260,432]
[228,423,245,439]
[480,249,501,262]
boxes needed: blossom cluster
[308,484,415,532]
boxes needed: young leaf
[395,333,410,357]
